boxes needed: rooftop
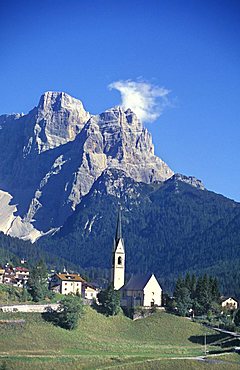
[56,273,86,282]
[122,273,154,291]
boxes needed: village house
[111,210,162,308]
[82,283,98,301]
[0,265,30,287]
[14,267,30,287]
[49,273,98,301]
[15,267,30,279]
[221,297,238,311]
[49,273,85,295]
[2,265,15,285]
[0,268,4,284]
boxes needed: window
[117,256,122,265]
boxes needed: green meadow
[0,307,239,369]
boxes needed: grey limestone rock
[172,173,205,190]
[0,92,173,240]
[24,91,90,154]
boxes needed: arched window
[118,256,122,265]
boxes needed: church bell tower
[111,209,125,290]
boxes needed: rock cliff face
[168,173,205,191]
[24,91,90,154]
[0,91,175,241]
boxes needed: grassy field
[0,307,239,369]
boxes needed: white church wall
[143,275,162,307]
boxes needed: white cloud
[108,79,170,122]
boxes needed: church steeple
[111,208,125,290]
[115,207,123,244]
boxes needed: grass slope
[0,307,239,369]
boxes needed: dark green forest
[37,170,240,297]
[0,231,80,272]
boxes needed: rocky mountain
[1,92,240,296]
[0,92,173,241]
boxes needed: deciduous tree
[57,295,83,330]
[97,284,121,316]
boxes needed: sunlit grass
[0,307,239,369]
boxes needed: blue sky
[0,0,240,201]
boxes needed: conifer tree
[190,274,197,298]
[234,309,240,327]
[209,277,220,302]
[27,260,48,302]
[174,275,192,316]
[174,276,184,296]
[175,273,221,316]
[184,272,192,291]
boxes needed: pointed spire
[115,207,122,242]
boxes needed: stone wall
[0,303,59,313]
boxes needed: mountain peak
[37,91,87,113]
[29,91,91,153]
[0,92,173,240]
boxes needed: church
[111,210,162,308]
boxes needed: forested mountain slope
[38,169,240,296]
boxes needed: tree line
[169,273,221,317]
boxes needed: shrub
[97,284,121,316]
[43,295,83,330]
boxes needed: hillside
[39,169,240,296]
[1,307,239,369]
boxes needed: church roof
[121,273,153,291]
[220,296,238,303]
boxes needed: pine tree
[190,274,197,298]
[174,276,184,297]
[184,272,192,291]
[174,275,192,316]
[27,260,49,302]
[210,277,220,302]
[234,309,240,327]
